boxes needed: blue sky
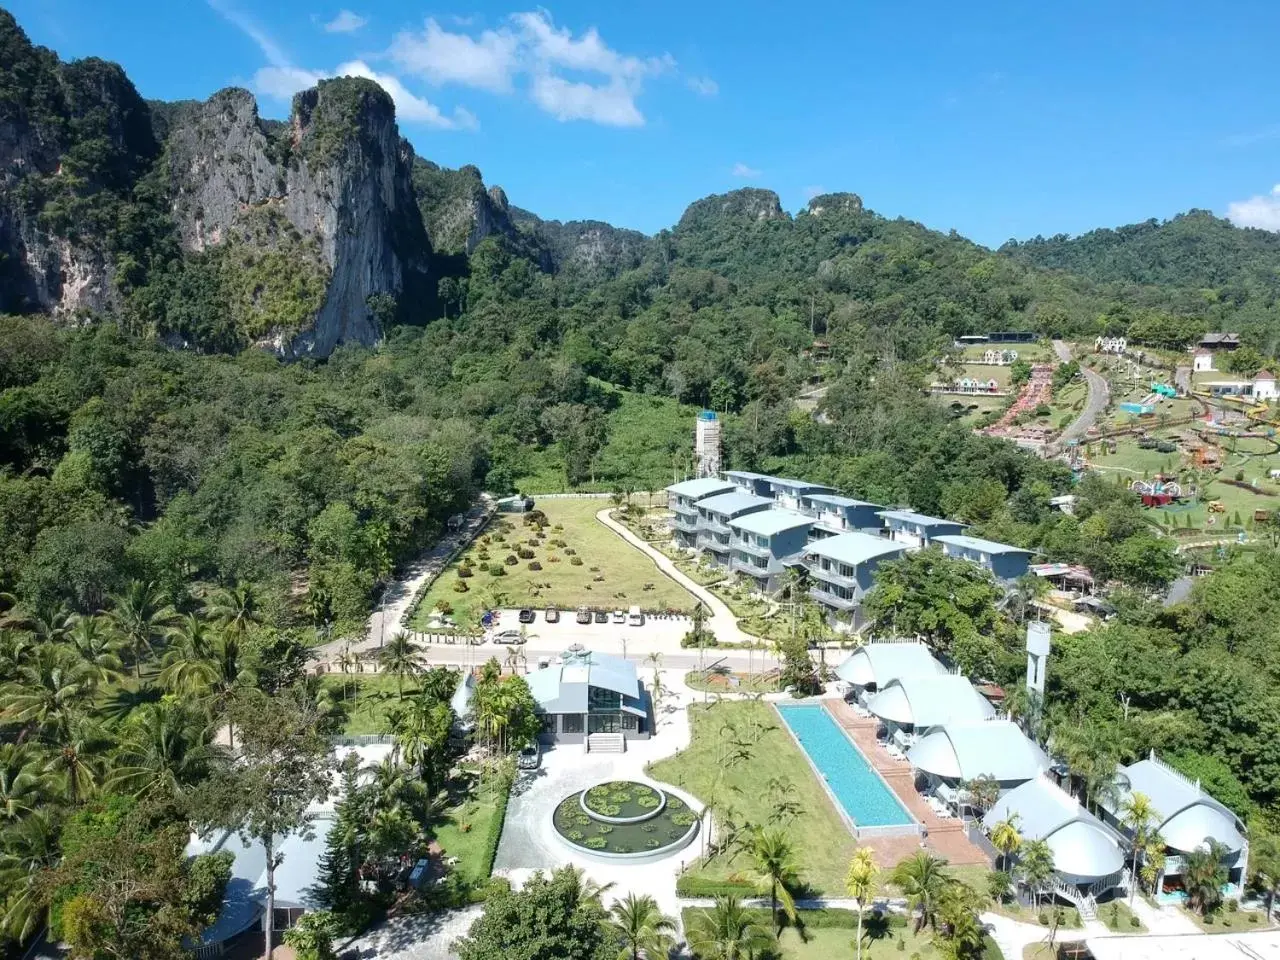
[10,0,1280,243]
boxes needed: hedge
[477,770,515,884]
[675,876,755,898]
[680,904,907,932]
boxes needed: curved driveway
[1053,340,1110,445]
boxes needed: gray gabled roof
[865,675,995,728]
[724,470,776,482]
[697,491,773,518]
[525,649,644,717]
[907,720,1049,783]
[934,534,1033,557]
[984,777,1124,882]
[804,493,884,510]
[1107,756,1245,853]
[665,478,737,499]
[835,642,946,687]
[768,477,834,493]
[728,509,813,537]
[876,509,967,530]
[807,532,906,568]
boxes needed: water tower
[1025,620,1051,726]
[695,410,721,478]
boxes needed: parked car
[518,608,535,624]
[517,742,541,770]
[628,605,644,626]
[593,610,609,624]
[576,606,592,624]
[492,629,523,644]
[545,606,560,623]
[611,609,626,624]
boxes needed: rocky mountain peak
[676,188,788,231]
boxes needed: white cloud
[207,0,289,67]
[529,71,643,127]
[512,11,672,80]
[336,60,478,129]
[687,75,718,97]
[389,18,519,93]
[254,65,326,99]
[1227,184,1280,231]
[323,9,367,33]
[731,162,761,179]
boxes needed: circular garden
[552,780,698,860]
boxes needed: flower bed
[552,781,697,860]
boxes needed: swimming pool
[776,703,915,829]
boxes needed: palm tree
[109,699,221,799]
[158,614,217,695]
[1249,832,1280,923]
[377,631,426,700]
[1,644,93,744]
[1139,832,1166,896]
[107,580,174,678]
[334,643,360,700]
[41,717,108,804]
[890,851,953,933]
[990,815,1023,874]
[747,826,799,935]
[0,744,43,821]
[609,892,676,960]
[1183,840,1227,916]
[1018,839,1056,912]
[0,809,59,941]
[66,614,124,687]
[1119,791,1157,904]
[206,582,261,639]
[845,847,879,960]
[687,896,772,960]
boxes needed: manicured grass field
[411,498,696,629]
[432,773,510,887]
[323,673,428,734]
[648,701,858,894]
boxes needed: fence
[329,734,395,746]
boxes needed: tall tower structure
[1025,620,1051,727]
[695,410,721,478]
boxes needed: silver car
[492,629,523,644]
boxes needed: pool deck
[823,699,991,868]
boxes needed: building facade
[525,649,651,745]
[727,510,813,593]
[934,534,1033,580]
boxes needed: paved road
[1053,340,1110,445]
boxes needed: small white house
[1192,349,1215,374]
[1253,370,1278,402]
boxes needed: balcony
[698,532,732,553]
[672,513,700,532]
[701,516,732,535]
[807,562,858,589]
[731,554,772,578]
[731,538,772,558]
[670,501,698,518]
[810,585,858,611]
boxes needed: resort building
[805,533,907,616]
[525,648,651,746]
[835,641,947,697]
[865,674,996,733]
[1192,349,1215,373]
[877,509,968,549]
[666,477,737,549]
[1099,753,1249,900]
[1198,332,1241,352]
[765,477,835,511]
[727,509,814,593]
[1253,370,1278,401]
[984,776,1127,901]
[933,534,1034,580]
[800,493,886,539]
[723,470,777,498]
[694,491,773,567]
[907,720,1049,791]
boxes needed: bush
[453,580,470,593]
[457,565,473,579]
[488,564,506,577]
[434,601,453,615]
[527,561,542,571]
[564,547,576,555]
[570,556,584,566]
[553,524,564,531]
[493,534,506,543]
[547,555,560,563]
[675,876,755,898]
[518,547,535,560]
[504,554,518,566]
[481,535,491,545]
[1130,916,1141,928]
[1236,470,1246,482]
[586,836,607,849]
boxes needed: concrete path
[1053,340,1111,445]
[1125,894,1201,934]
[982,910,1094,959]
[595,508,758,648]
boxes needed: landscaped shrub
[547,555,560,563]
[504,554,518,565]
[493,534,506,543]
[637,795,660,808]
[564,547,576,555]
[586,836,607,849]
[570,557,584,566]
[589,566,600,572]
[645,839,661,849]
[527,561,542,571]
[476,769,513,884]
[675,876,755,898]
[518,547,535,560]
[1131,916,1142,928]
[453,580,470,593]
[671,812,697,826]
[457,565,473,578]
[435,601,453,615]
[553,524,563,532]
[489,564,506,577]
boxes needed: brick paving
[823,699,991,868]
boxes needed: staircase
[585,733,625,754]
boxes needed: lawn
[1184,902,1276,932]
[432,769,511,888]
[648,701,858,895]
[411,498,697,629]
[958,342,1054,363]
[684,669,780,695]
[324,673,419,735]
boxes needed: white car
[492,629,523,644]
[611,610,626,624]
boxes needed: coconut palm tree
[1,644,93,744]
[206,582,261,639]
[845,847,879,960]
[687,896,771,960]
[1183,840,1227,916]
[377,631,426,700]
[107,580,174,678]
[609,892,676,960]
[1120,791,1157,904]
[0,809,59,941]
[334,643,360,700]
[158,614,218,695]
[109,699,221,799]
[890,851,953,933]
[41,717,109,804]
[990,815,1023,874]
[0,744,44,821]
[1017,839,1056,912]
[1140,833,1166,896]
[1249,832,1280,923]
[66,614,124,687]
[746,826,799,935]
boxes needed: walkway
[1125,894,1201,935]
[595,508,758,647]
[823,699,989,868]
[1054,340,1111,446]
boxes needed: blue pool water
[776,704,915,828]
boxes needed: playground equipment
[1207,500,1226,514]
[1130,478,1182,507]
[1151,382,1177,399]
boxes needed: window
[562,714,584,734]
[589,686,621,711]
[756,535,770,549]
[540,714,556,736]
[622,713,638,731]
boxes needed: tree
[0,743,44,821]
[106,580,174,678]
[608,892,676,960]
[686,896,771,960]
[1183,839,1228,916]
[844,847,879,960]
[990,815,1022,874]
[454,866,614,960]
[157,614,217,695]
[377,630,426,700]
[747,826,799,935]
[1119,791,1157,905]
[205,583,261,640]
[66,614,123,686]
[283,910,341,960]
[933,878,991,960]
[890,852,953,933]
[1249,830,1280,923]
[109,698,221,799]
[194,688,334,960]
[961,775,999,815]
[1017,839,1056,911]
